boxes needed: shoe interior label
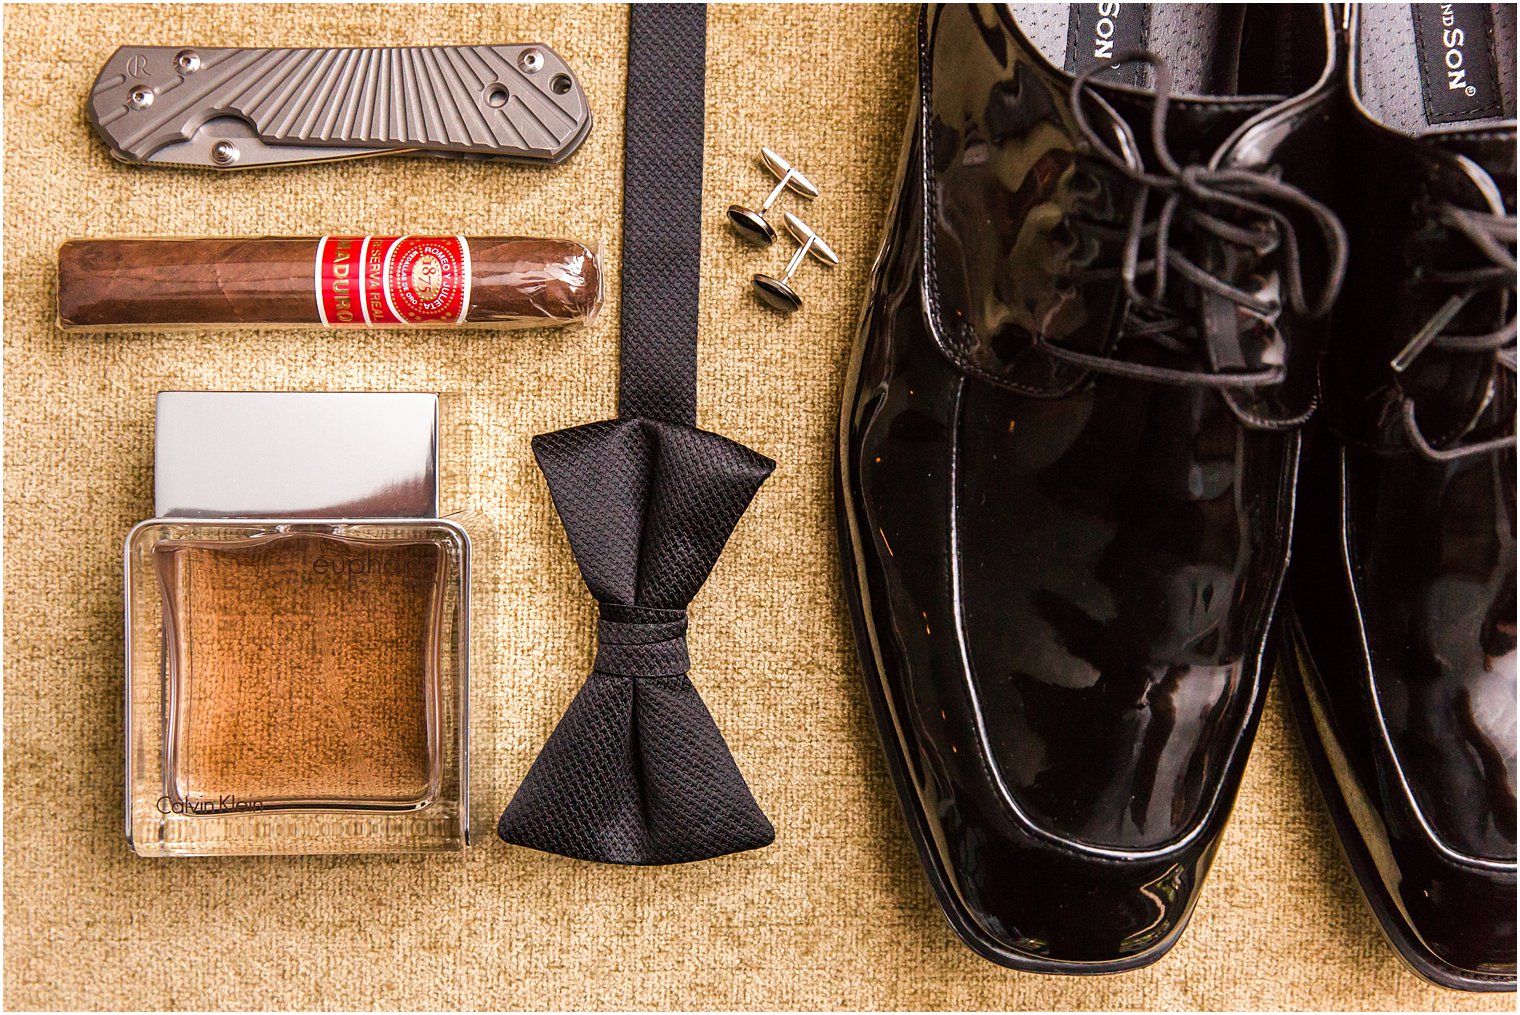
[1412,3,1504,125]
[1066,3,1151,86]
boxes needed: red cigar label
[316,235,470,326]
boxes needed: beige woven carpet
[2,4,1511,1010]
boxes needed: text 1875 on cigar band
[315,236,472,326]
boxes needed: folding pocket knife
[89,44,592,168]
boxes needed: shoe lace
[1046,52,1348,390]
[1390,203,1517,461]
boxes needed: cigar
[57,235,601,331]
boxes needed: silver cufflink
[752,212,837,313]
[727,148,819,245]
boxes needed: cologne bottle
[124,392,470,856]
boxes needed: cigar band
[315,235,471,326]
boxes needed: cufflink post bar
[727,148,819,245]
[752,212,837,313]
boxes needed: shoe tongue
[1144,100,1269,171]
[1395,128,1516,450]
[1424,128,1518,214]
[1082,79,1277,173]
[1108,93,1307,430]
[1069,91,1301,430]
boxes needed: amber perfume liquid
[157,531,444,811]
[125,521,470,855]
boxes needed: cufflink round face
[751,273,802,313]
[727,204,778,244]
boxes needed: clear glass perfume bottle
[124,392,470,856]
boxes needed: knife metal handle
[90,44,592,168]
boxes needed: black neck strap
[496,3,776,864]
[617,3,706,425]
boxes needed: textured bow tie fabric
[496,419,775,863]
[497,4,777,865]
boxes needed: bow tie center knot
[593,605,691,678]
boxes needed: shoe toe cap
[912,767,1217,971]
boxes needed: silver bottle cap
[154,391,439,518]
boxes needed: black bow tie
[497,419,775,863]
[497,4,776,865]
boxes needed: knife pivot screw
[751,212,837,314]
[727,147,818,245]
[128,86,154,110]
[174,49,201,73]
[211,140,240,166]
[518,48,544,73]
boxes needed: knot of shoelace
[1049,52,1348,390]
[1392,203,1517,461]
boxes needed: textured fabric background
[2,4,1512,1010]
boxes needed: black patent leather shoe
[1279,4,1517,993]
[837,3,1347,972]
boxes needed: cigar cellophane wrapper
[56,235,602,331]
